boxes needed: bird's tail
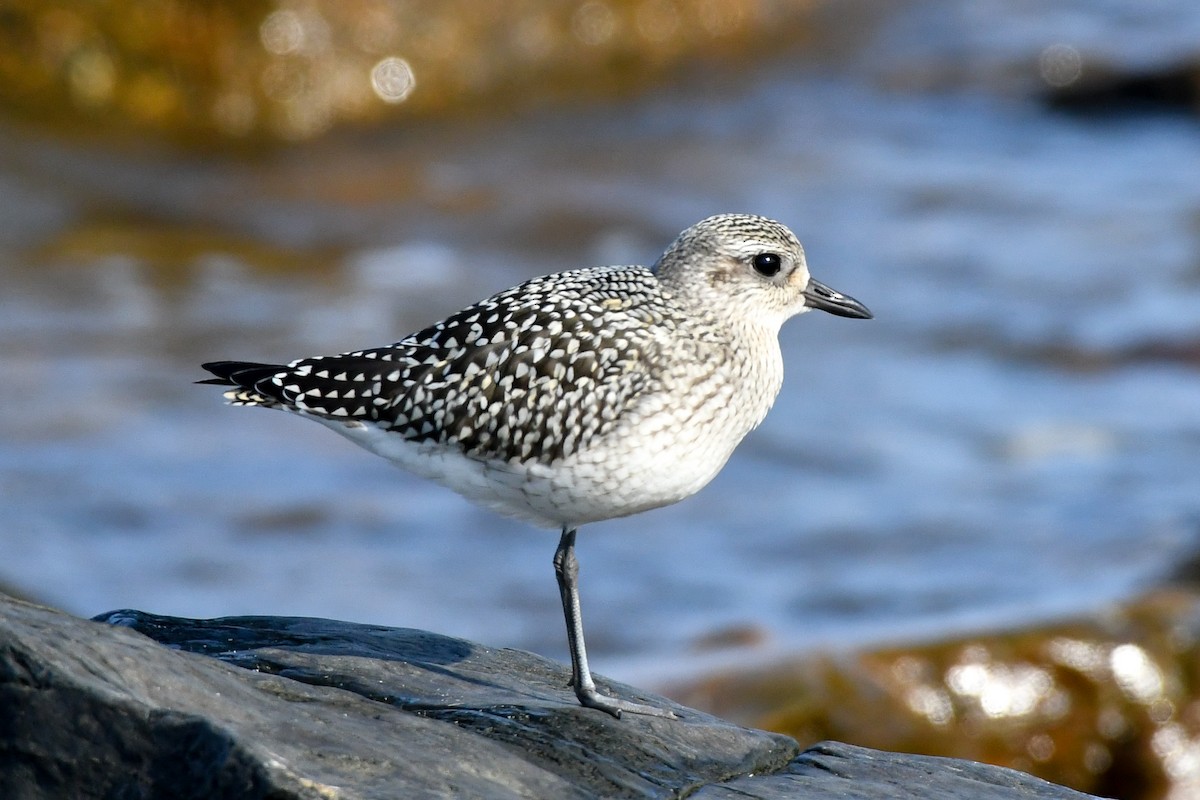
[198,361,286,407]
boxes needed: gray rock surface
[0,594,1105,799]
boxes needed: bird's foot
[574,685,678,719]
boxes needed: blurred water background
[2,0,1199,708]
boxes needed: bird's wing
[203,266,672,464]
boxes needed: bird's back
[208,265,683,462]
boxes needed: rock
[1042,58,1200,117]
[692,742,1108,800]
[0,0,831,144]
[671,589,1200,800]
[0,594,1101,799]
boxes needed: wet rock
[671,589,1200,800]
[691,741,1104,800]
[0,593,1099,799]
[1042,58,1200,117]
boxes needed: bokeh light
[371,56,416,104]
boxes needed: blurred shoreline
[0,0,837,146]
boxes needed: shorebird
[201,213,872,718]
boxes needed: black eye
[752,252,782,277]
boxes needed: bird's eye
[752,252,782,277]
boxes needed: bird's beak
[803,278,873,319]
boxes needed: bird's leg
[552,526,676,719]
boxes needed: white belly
[310,405,747,530]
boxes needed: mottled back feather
[203,265,681,464]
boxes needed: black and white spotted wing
[201,266,678,464]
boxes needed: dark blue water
[3,0,1199,687]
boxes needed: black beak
[803,278,873,319]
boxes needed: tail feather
[199,360,288,407]
[199,360,284,385]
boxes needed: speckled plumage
[202,213,872,717]
[226,266,673,465]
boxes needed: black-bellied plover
[201,213,872,718]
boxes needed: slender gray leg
[552,526,676,718]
